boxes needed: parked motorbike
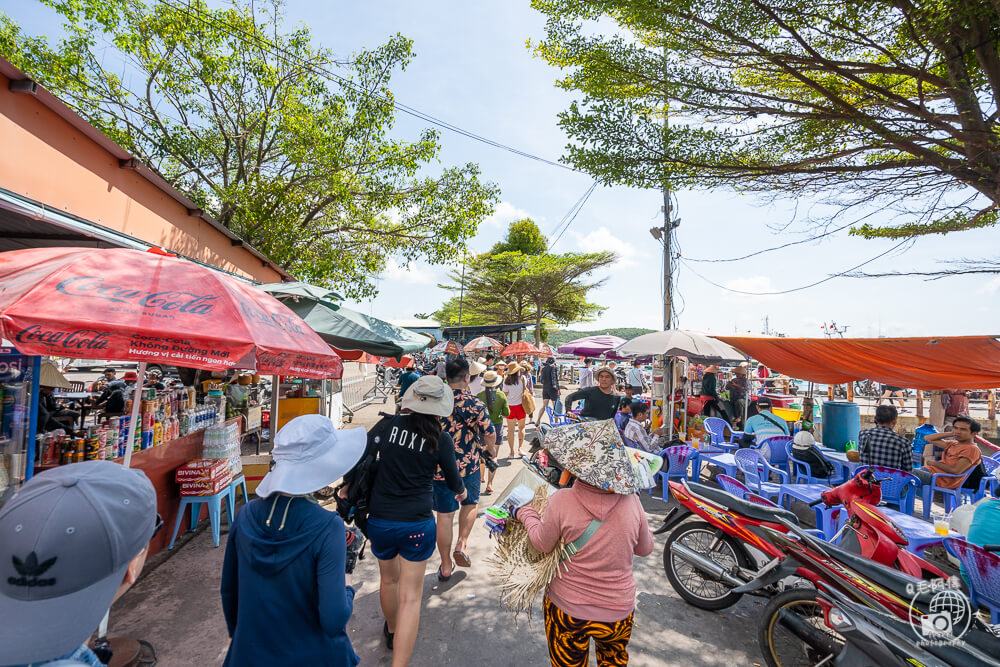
[748,520,1000,666]
[656,472,946,612]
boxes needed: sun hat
[400,375,454,417]
[122,370,139,381]
[255,414,366,498]
[793,430,817,450]
[483,370,503,388]
[0,460,156,664]
[469,359,487,376]
[39,359,72,389]
[594,366,614,380]
[519,361,532,371]
[543,420,642,494]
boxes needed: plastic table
[877,507,964,555]
[824,450,862,478]
[778,483,843,540]
[695,450,739,479]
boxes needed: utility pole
[663,189,671,330]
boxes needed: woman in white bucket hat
[220,414,366,666]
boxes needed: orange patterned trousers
[543,596,634,666]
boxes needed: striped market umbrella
[431,340,462,355]
[536,342,555,356]
[502,341,539,357]
[464,335,504,352]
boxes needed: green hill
[547,327,656,347]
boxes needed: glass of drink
[932,511,949,536]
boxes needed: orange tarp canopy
[717,335,1000,390]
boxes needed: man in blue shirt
[744,397,789,460]
[397,361,421,399]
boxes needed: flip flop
[453,549,472,567]
[437,566,452,582]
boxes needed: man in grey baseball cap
[0,460,157,666]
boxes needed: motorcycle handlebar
[808,498,826,507]
[984,544,1000,553]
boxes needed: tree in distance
[434,219,616,343]
[1,0,498,297]
[529,0,1000,243]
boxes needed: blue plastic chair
[921,466,975,518]
[655,445,697,501]
[962,457,999,503]
[228,473,249,519]
[735,448,788,501]
[546,405,573,426]
[943,538,1000,624]
[759,435,793,469]
[785,440,843,485]
[855,465,919,514]
[717,473,751,499]
[991,450,1000,461]
[168,486,233,549]
[703,417,742,451]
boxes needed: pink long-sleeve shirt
[517,481,654,622]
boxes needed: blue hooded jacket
[220,495,357,666]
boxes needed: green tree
[434,225,616,343]
[0,0,498,297]
[530,0,1000,239]
[490,218,548,255]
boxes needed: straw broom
[486,485,570,621]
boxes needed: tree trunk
[535,311,543,346]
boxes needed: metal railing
[341,363,381,422]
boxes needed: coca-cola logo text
[15,326,110,351]
[56,276,218,314]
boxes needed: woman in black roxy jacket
[365,375,465,667]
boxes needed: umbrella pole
[667,357,675,440]
[123,361,146,468]
[269,375,280,447]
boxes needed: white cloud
[381,258,435,284]
[978,276,1000,295]
[483,201,536,228]
[721,275,780,303]
[572,226,642,268]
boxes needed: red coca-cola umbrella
[502,341,540,357]
[0,247,343,378]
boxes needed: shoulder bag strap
[564,519,604,557]
[760,412,787,432]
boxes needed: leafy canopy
[0,0,498,297]
[491,218,548,255]
[434,220,615,343]
[530,0,1000,239]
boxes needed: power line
[548,182,598,250]
[155,0,577,172]
[678,237,912,296]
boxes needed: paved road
[105,396,767,666]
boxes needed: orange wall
[0,71,284,283]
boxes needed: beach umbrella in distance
[557,335,627,357]
[464,335,504,352]
[502,341,540,357]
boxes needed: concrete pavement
[105,398,766,666]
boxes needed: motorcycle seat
[687,482,800,526]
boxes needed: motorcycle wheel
[758,588,844,667]
[663,520,751,610]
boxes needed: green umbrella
[270,297,429,359]
[259,281,344,305]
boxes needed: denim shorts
[432,474,481,513]
[367,516,437,562]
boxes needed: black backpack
[334,412,394,536]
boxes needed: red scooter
[656,471,946,612]
[812,467,947,579]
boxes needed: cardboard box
[175,458,230,483]
[241,454,271,496]
[179,475,232,496]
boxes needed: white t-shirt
[627,367,645,388]
[503,378,525,406]
[469,375,484,396]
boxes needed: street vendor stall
[0,246,342,553]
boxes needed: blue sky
[8,1,1000,338]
